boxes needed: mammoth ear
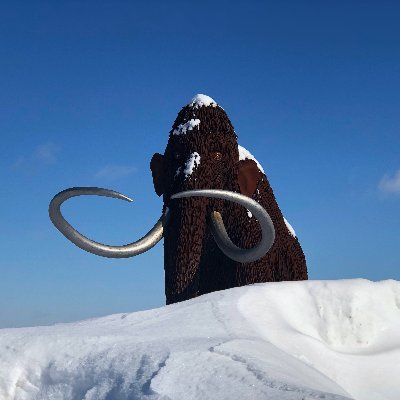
[237,159,260,197]
[150,153,165,196]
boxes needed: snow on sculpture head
[158,94,240,197]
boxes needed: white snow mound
[1,279,400,400]
[188,94,218,108]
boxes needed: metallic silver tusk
[171,189,275,263]
[49,187,168,258]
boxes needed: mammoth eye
[212,152,222,161]
[173,152,181,160]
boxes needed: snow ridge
[1,279,399,400]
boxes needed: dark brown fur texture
[151,101,307,304]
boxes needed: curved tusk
[49,187,168,258]
[171,189,275,263]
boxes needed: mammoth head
[49,94,275,265]
[150,94,261,202]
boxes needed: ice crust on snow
[188,94,218,108]
[172,119,200,136]
[1,279,399,400]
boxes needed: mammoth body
[151,95,307,304]
[49,94,307,305]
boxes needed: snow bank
[1,279,399,400]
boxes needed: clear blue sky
[1,1,399,328]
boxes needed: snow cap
[188,94,218,109]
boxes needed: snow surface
[188,94,218,108]
[172,119,200,136]
[1,279,399,400]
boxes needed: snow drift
[1,279,399,400]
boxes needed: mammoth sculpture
[49,94,307,304]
